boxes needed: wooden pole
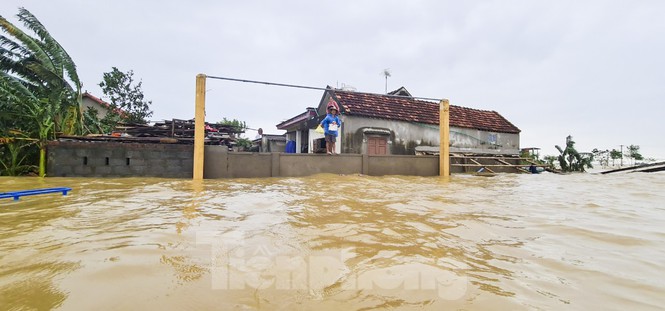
[193,74,206,180]
[439,99,450,176]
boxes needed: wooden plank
[494,158,529,173]
[450,155,533,161]
[469,158,495,173]
[515,167,530,174]
[451,164,548,167]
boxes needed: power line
[206,75,444,102]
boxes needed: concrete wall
[341,115,520,155]
[204,146,440,178]
[47,141,194,178]
[48,142,520,178]
[368,155,439,176]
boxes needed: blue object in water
[0,187,72,201]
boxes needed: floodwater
[1,172,664,310]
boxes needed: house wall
[340,115,520,155]
[308,129,325,153]
[307,129,340,154]
[257,136,286,153]
[81,97,109,119]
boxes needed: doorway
[367,136,387,155]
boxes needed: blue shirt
[321,114,341,136]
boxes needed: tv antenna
[382,68,391,94]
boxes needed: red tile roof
[331,91,520,134]
[83,92,109,107]
[83,92,127,116]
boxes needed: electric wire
[205,75,444,102]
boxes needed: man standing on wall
[321,99,341,155]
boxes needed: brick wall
[47,141,193,178]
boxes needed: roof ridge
[330,90,520,133]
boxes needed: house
[277,87,521,156]
[276,107,319,153]
[81,92,113,119]
[251,134,287,153]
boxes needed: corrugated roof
[331,91,520,134]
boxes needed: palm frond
[0,70,40,104]
[16,8,80,91]
[0,13,55,73]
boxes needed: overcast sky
[3,0,664,158]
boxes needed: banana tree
[0,135,37,176]
[555,135,593,172]
[1,7,82,176]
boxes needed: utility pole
[620,144,623,167]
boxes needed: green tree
[555,135,593,172]
[543,155,557,167]
[98,67,153,124]
[592,148,610,168]
[0,135,37,176]
[625,145,643,165]
[236,137,252,150]
[217,118,246,133]
[520,148,541,165]
[609,149,622,166]
[1,8,82,176]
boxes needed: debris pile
[58,119,245,148]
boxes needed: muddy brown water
[1,172,664,310]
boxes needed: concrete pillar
[193,74,206,180]
[296,130,302,153]
[271,152,280,177]
[439,99,450,177]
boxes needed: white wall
[342,115,520,155]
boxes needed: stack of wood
[58,119,245,145]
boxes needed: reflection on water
[1,173,665,310]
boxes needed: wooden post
[193,74,206,180]
[439,99,450,176]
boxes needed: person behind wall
[321,102,341,155]
[529,163,539,174]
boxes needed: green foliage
[592,148,610,167]
[554,135,593,172]
[236,137,252,150]
[609,149,622,166]
[82,105,124,134]
[626,145,643,163]
[520,149,542,165]
[217,118,246,132]
[0,7,82,176]
[593,145,645,167]
[0,136,37,176]
[98,67,153,124]
[543,155,557,167]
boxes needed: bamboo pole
[193,74,206,180]
[439,99,450,176]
